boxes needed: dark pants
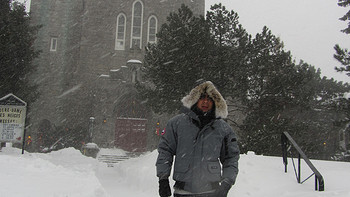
[174,193,216,197]
[173,181,219,197]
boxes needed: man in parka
[156,81,240,197]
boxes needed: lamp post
[89,117,95,142]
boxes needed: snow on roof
[116,117,147,120]
[83,143,99,149]
[99,74,110,78]
[127,59,142,64]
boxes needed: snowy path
[95,151,159,197]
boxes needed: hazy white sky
[206,0,350,83]
[18,0,350,82]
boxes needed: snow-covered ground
[0,146,349,197]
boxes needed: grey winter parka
[156,81,240,194]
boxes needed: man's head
[196,93,214,113]
[181,81,228,118]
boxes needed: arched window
[115,13,126,50]
[131,1,143,49]
[148,15,158,44]
[50,37,57,51]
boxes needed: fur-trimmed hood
[181,81,228,119]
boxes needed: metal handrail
[281,131,325,191]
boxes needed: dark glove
[159,179,171,197]
[214,181,231,197]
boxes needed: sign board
[0,94,27,143]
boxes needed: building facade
[29,0,205,150]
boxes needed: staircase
[98,154,130,167]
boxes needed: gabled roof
[0,93,27,106]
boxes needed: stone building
[29,0,205,151]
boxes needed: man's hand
[214,181,231,197]
[159,179,171,197]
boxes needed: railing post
[298,153,301,183]
[318,176,325,191]
[315,174,324,191]
[281,133,288,173]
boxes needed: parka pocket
[208,162,221,174]
[206,162,221,182]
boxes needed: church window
[50,37,57,52]
[148,16,158,44]
[131,1,143,49]
[115,13,126,50]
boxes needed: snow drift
[0,147,349,197]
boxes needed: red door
[115,118,147,152]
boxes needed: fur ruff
[181,81,228,119]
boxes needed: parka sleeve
[156,118,178,180]
[220,123,240,185]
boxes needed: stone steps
[97,154,130,167]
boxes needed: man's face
[197,94,213,112]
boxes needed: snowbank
[1,147,350,197]
[0,147,107,197]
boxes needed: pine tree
[206,3,251,99]
[137,4,251,115]
[334,44,350,76]
[241,27,324,155]
[0,0,41,102]
[338,0,350,34]
[332,1,350,158]
[334,0,350,77]
[138,4,216,114]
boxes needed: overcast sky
[18,0,350,83]
[206,0,350,83]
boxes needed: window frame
[115,13,127,50]
[50,37,57,52]
[130,0,144,49]
[147,15,158,44]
